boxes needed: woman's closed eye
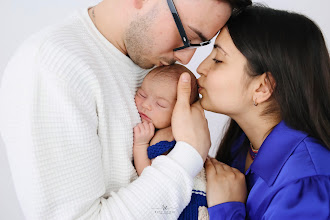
[212,58,223,64]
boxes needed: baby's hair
[148,64,199,104]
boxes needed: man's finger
[176,72,191,108]
[192,100,205,114]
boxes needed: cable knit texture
[0,8,203,220]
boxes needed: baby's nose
[142,102,152,111]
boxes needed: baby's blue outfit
[148,140,208,220]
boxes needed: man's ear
[252,72,276,105]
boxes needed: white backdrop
[1,0,329,219]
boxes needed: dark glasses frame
[167,0,211,51]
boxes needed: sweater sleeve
[0,38,203,220]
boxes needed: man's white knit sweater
[0,8,203,220]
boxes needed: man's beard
[124,10,156,69]
[124,5,176,69]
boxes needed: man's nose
[174,48,197,65]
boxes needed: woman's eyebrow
[214,44,228,56]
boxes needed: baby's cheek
[162,112,173,125]
[134,96,140,106]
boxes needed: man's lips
[159,61,170,67]
[139,112,151,121]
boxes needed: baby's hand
[133,122,155,148]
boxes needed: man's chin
[131,58,155,69]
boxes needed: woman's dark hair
[216,5,330,164]
[222,0,252,15]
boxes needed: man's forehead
[178,0,232,40]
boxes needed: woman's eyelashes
[212,58,223,63]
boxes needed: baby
[133,64,209,220]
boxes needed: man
[0,0,251,219]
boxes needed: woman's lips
[197,81,204,93]
[139,112,151,121]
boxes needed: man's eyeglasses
[167,0,211,51]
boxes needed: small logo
[152,204,177,215]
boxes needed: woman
[197,5,330,219]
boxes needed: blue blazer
[208,121,330,219]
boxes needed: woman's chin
[200,99,224,114]
[200,98,211,111]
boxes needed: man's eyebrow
[188,26,209,42]
[214,44,228,56]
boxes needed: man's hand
[171,72,211,162]
[205,158,247,207]
[133,122,155,149]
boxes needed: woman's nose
[197,56,210,77]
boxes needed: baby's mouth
[139,112,151,121]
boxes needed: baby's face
[135,73,177,129]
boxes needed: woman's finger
[231,167,241,173]
[208,158,227,173]
[205,157,216,177]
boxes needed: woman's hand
[205,157,247,207]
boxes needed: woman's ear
[252,72,276,106]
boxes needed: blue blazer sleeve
[208,176,330,219]
[208,202,245,219]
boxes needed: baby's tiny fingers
[134,126,140,134]
[148,122,155,130]
[142,121,150,131]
